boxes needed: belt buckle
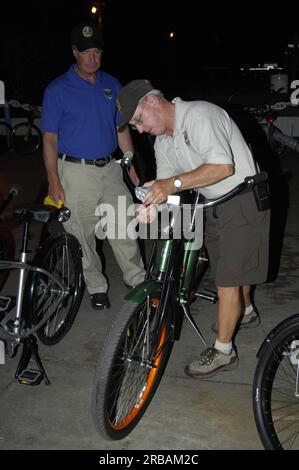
[94,156,111,167]
[94,158,106,167]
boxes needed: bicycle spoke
[30,235,82,343]
[256,327,299,449]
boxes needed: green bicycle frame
[125,237,202,305]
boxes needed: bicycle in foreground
[92,171,268,440]
[253,313,299,449]
[0,191,84,385]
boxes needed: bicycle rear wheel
[0,122,12,154]
[253,314,299,449]
[92,291,173,440]
[11,122,41,155]
[26,233,84,345]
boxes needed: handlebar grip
[244,171,268,185]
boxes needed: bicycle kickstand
[15,335,51,386]
[181,303,207,346]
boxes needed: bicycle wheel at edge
[253,314,299,449]
[92,291,173,440]
[11,122,41,155]
[26,232,85,345]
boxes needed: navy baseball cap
[71,22,104,52]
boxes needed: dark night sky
[0,1,298,104]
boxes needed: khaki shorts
[204,190,270,287]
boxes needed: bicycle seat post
[14,219,31,336]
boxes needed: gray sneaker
[184,346,239,379]
[211,309,260,334]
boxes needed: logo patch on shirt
[184,130,191,145]
[104,88,113,100]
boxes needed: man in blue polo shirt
[41,22,145,310]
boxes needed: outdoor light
[89,1,106,29]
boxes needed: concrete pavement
[0,149,299,450]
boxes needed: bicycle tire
[26,232,84,345]
[92,291,173,440]
[0,122,12,154]
[11,122,41,155]
[253,313,299,449]
[0,228,15,291]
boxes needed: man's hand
[48,178,66,205]
[142,178,174,205]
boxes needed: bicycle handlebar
[200,172,267,209]
[134,172,268,209]
[120,155,136,192]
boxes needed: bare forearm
[144,163,234,205]
[117,127,134,154]
[172,163,234,191]
[42,132,65,203]
[43,132,59,183]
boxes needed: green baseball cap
[117,79,158,129]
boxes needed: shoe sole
[184,358,239,379]
[90,299,111,310]
[92,305,110,310]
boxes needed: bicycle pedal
[195,290,218,303]
[17,368,44,386]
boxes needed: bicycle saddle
[13,204,58,223]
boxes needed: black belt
[58,153,113,167]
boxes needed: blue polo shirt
[41,64,121,159]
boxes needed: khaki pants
[58,158,145,294]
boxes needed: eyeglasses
[130,105,145,130]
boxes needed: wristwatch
[173,177,182,192]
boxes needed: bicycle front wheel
[26,233,85,345]
[11,122,41,155]
[92,292,173,440]
[253,314,299,449]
